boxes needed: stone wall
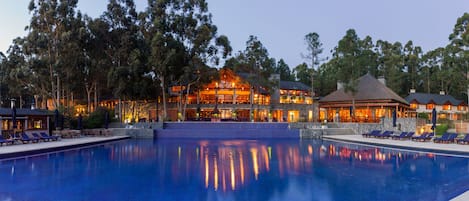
[112,128,154,138]
[291,117,416,136]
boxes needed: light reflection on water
[0,139,468,201]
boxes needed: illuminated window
[426,104,434,110]
[442,104,451,110]
[410,103,417,109]
[34,120,42,129]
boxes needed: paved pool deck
[323,134,469,201]
[323,134,469,157]
[0,135,130,160]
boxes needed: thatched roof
[319,74,408,105]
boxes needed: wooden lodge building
[165,68,314,122]
[318,74,412,123]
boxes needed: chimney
[439,91,445,95]
[378,76,386,85]
[10,99,15,109]
[410,89,416,94]
[337,82,343,90]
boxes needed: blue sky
[0,0,467,68]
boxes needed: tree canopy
[0,1,467,112]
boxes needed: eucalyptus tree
[102,0,146,102]
[403,41,422,92]
[143,0,231,121]
[168,0,232,120]
[449,13,469,104]
[316,62,339,96]
[293,62,310,85]
[440,44,466,98]
[3,38,31,107]
[331,29,364,115]
[421,48,443,93]
[376,40,405,95]
[25,0,82,109]
[274,59,294,81]
[0,52,5,104]
[303,32,323,97]
[358,36,378,76]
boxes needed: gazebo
[318,74,412,123]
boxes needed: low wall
[291,117,416,136]
[155,122,299,139]
[112,128,154,138]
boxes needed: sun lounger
[20,133,39,143]
[391,132,410,140]
[434,133,458,143]
[0,135,15,146]
[32,133,51,142]
[40,132,59,141]
[411,132,434,142]
[456,134,469,144]
[375,131,394,138]
[362,130,381,138]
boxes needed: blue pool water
[0,139,469,201]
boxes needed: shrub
[84,107,112,129]
[417,113,428,119]
[435,124,448,136]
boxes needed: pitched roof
[0,108,52,116]
[319,74,408,105]
[404,93,465,106]
[279,81,311,91]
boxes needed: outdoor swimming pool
[0,139,468,201]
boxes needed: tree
[331,29,364,117]
[274,59,294,81]
[376,40,405,95]
[21,0,90,110]
[449,13,469,104]
[303,32,323,98]
[403,41,422,91]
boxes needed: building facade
[318,74,412,123]
[164,68,314,122]
[405,91,468,120]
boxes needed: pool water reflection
[0,139,469,201]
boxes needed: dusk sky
[0,0,467,68]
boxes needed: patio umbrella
[392,109,397,127]
[77,114,82,130]
[54,109,59,130]
[60,114,64,130]
[431,108,437,131]
[104,111,109,129]
[11,106,17,129]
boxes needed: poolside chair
[40,132,59,141]
[456,134,469,144]
[32,133,50,142]
[391,132,408,140]
[375,131,394,138]
[411,132,434,142]
[0,135,15,146]
[442,133,458,143]
[433,133,458,143]
[20,133,39,143]
[433,133,449,143]
[362,130,381,138]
